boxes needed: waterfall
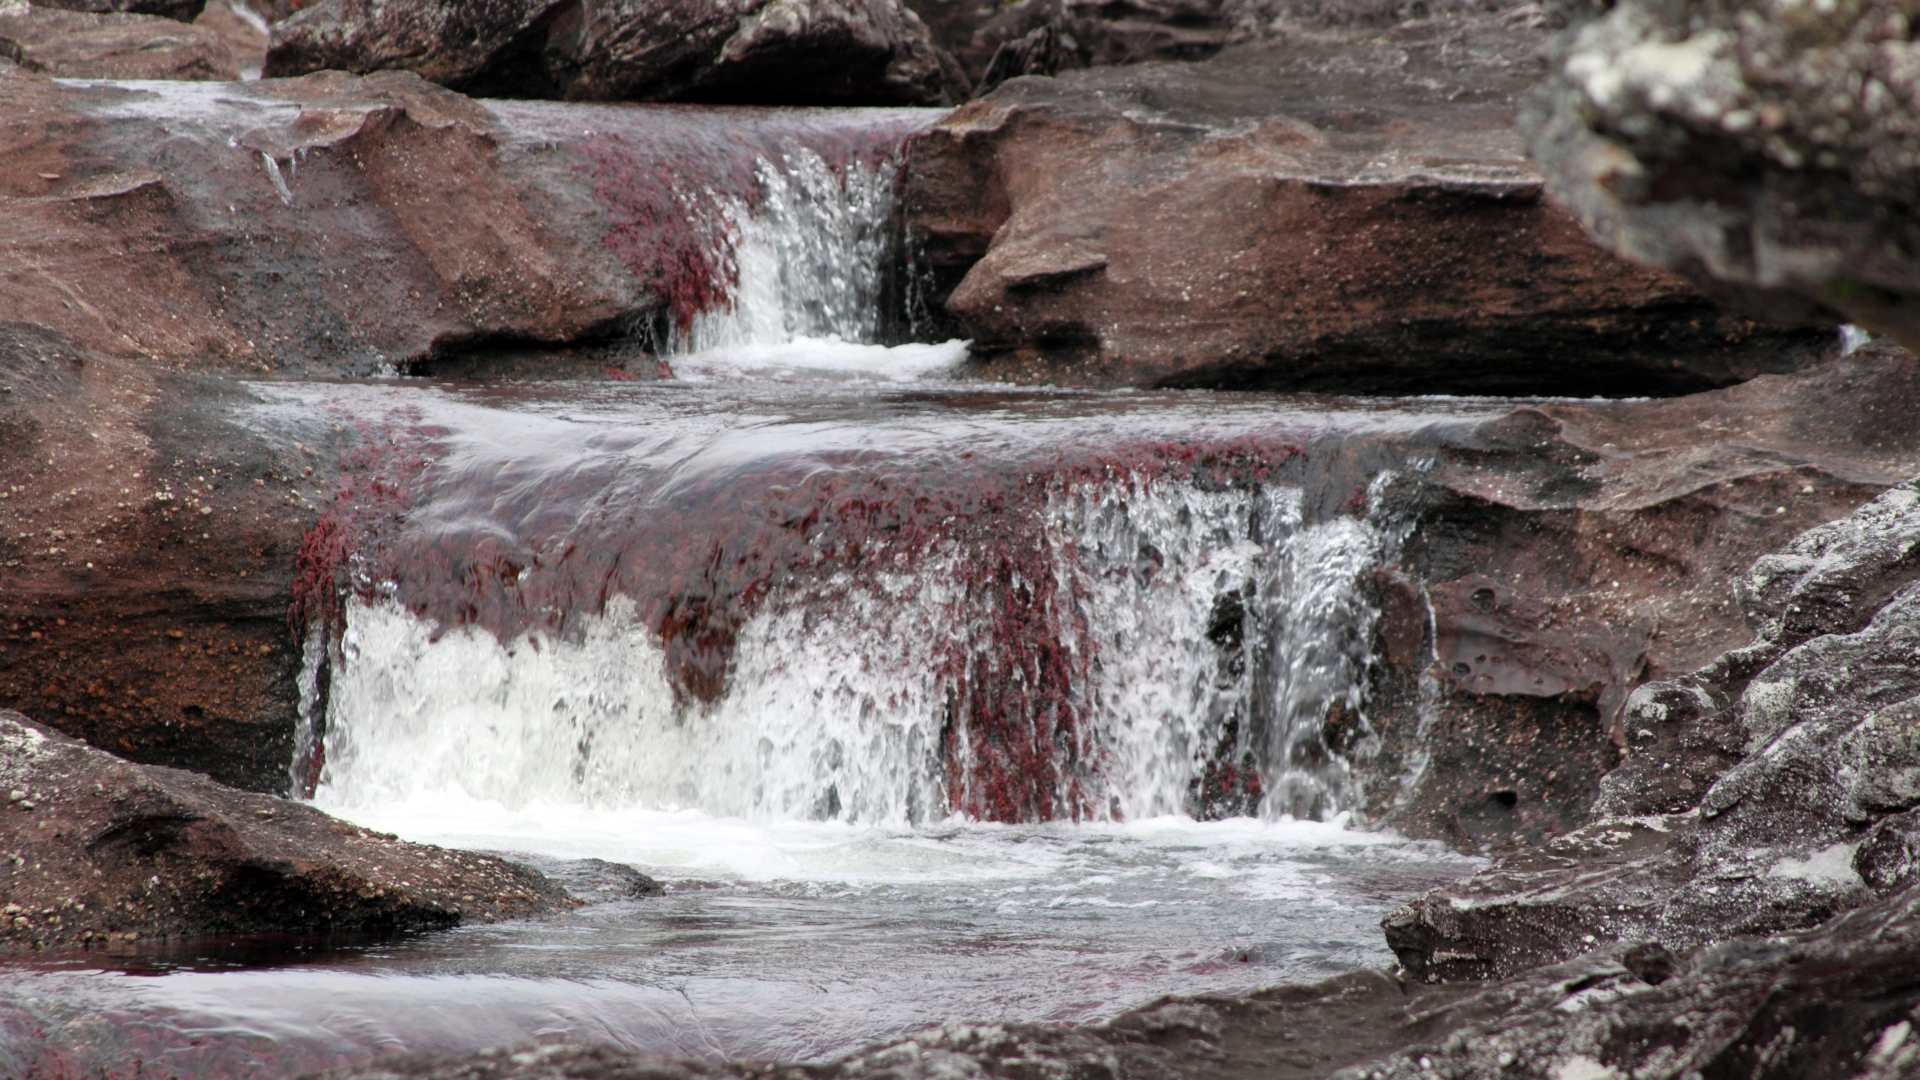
[305,467,1389,826]
[293,124,1397,829]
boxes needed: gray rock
[262,0,969,106]
[1385,479,1920,981]
[1522,0,1920,352]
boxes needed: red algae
[301,411,1306,822]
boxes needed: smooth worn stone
[0,709,565,952]
[901,8,1834,394]
[0,1,238,79]
[1523,0,1920,354]
[263,0,970,106]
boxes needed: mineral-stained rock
[1382,472,1920,981]
[902,14,1835,394]
[1348,341,1920,850]
[0,2,238,79]
[263,0,969,106]
[30,0,204,22]
[1522,0,1920,354]
[0,710,564,952]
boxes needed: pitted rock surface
[0,709,563,952]
[1384,476,1920,981]
[1523,0,1920,351]
[263,0,969,106]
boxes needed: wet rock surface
[1346,342,1920,850]
[1383,463,1920,990]
[312,969,1489,1080]
[0,709,564,952]
[263,0,968,106]
[0,1,239,79]
[1523,0,1920,352]
[901,9,1834,393]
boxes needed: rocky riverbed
[2,0,1919,1077]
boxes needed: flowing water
[0,101,1506,1079]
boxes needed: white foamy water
[308,470,1387,833]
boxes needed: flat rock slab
[902,13,1835,394]
[0,709,563,952]
[0,2,238,80]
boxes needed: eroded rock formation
[0,710,563,952]
[1383,465,1920,990]
[901,14,1835,393]
[1524,0,1920,353]
[263,0,970,106]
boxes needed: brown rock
[29,0,204,21]
[262,0,969,106]
[902,22,1835,394]
[1354,343,1920,851]
[0,2,238,79]
[1382,469,1920,982]
[0,709,564,952]
[192,0,268,75]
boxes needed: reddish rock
[1355,343,1920,850]
[192,0,269,75]
[263,0,969,106]
[0,709,564,952]
[0,2,238,79]
[902,25,1835,394]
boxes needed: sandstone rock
[0,2,238,79]
[1523,0,1920,354]
[902,19,1834,393]
[263,0,969,106]
[192,0,268,76]
[1382,471,1920,980]
[1347,342,1920,850]
[0,709,564,952]
[30,0,204,21]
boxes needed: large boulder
[1343,341,1920,850]
[1523,0,1920,353]
[901,12,1834,394]
[1383,469,1920,981]
[262,0,970,106]
[0,1,238,79]
[0,710,563,951]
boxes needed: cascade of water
[678,147,899,352]
[308,468,1389,827]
